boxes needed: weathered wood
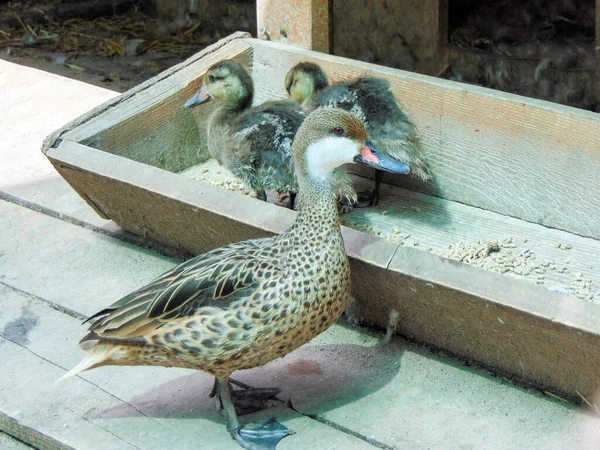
[41,31,252,153]
[345,175,600,302]
[332,0,448,75]
[62,40,253,172]
[250,38,600,240]
[0,287,369,450]
[42,140,600,400]
[256,0,330,52]
[596,0,600,111]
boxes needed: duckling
[58,107,410,450]
[285,62,431,206]
[185,60,304,208]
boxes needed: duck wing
[80,236,284,345]
[230,101,304,192]
[314,78,430,180]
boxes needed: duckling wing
[81,237,285,343]
[230,102,304,192]
[314,78,430,180]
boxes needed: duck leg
[353,170,384,208]
[288,192,297,210]
[369,169,384,206]
[217,378,293,450]
[210,377,284,416]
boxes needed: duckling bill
[59,108,408,450]
[286,62,431,207]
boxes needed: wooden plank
[41,32,252,153]
[596,0,600,111]
[250,38,600,240]
[61,39,252,173]
[332,0,448,75]
[43,140,600,400]
[345,175,599,303]
[256,0,330,52]
[0,287,370,450]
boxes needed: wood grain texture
[250,38,600,240]
[345,175,599,303]
[596,0,600,110]
[332,0,448,75]
[41,31,252,153]
[257,0,330,52]
[66,42,253,173]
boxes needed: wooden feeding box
[42,32,600,402]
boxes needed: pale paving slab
[1,287,371,450]
[0,200,175,318]
[0,59,118,227]
[2,201,600,449]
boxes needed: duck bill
[353,141,410,174]
[184,83,211,108]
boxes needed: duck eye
[333,127,344,136]
[208,75,216,82]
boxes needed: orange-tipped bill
[354,141,410,174]
[184,83,211,108]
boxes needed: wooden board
[332,0,448,75]
[256,0,330,52]
[249,38,600,241]
[42,139,600,401]
[41,33,600,400]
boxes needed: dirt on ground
[0,0,248,92]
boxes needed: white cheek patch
[306,136,359,182]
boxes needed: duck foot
[235,416,294,450]
[211,378,285,416]
[218,378,293,450]
[336,197,355,214]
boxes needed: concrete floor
[1,59,600,450]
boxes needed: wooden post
[256,0,330,53]
[596,0,600,111]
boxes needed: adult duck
[58,108,409,450]
[285,62,430,206]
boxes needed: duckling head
[185,60,253,111]
[293,108,410,185]
[285,62,329,104]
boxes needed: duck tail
[54,342,115,385]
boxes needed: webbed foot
[234,416,294,450]
[211,378,284,415]
[218,378,293,450]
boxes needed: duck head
[293,108,409,185]
[285,62,329,104]
[185,60,254,111]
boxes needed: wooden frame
[42,32,600,401]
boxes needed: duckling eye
[333,127,345,136]
[208,75,216,82]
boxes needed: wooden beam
[331,0,448,76]
[596,0,600,111]
[256,0,330,53]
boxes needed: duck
[57,107,410,450]
[285,62,431,206]
[184,59,303,208]
[185,60,357,210]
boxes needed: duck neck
[293,174,340,234]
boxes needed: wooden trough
[42,32,600,402]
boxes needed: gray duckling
[285,62,430,206]
[185,59,304,208]
[58,108,410,450]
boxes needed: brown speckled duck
[58,108,409,450]
[285,62,431,206]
